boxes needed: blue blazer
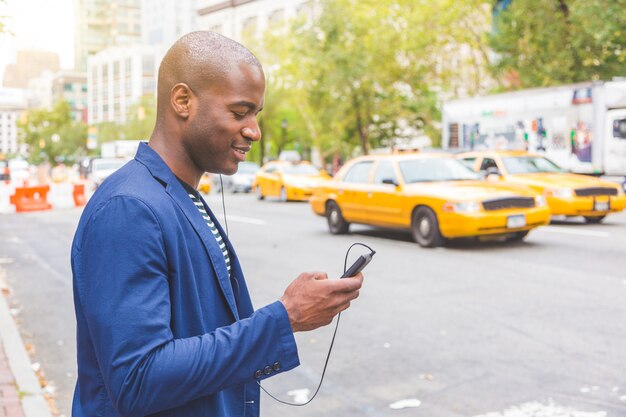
[71,142,299,417]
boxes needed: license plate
[593,200,610,211]
[507,214,526,229]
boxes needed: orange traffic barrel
[9,185,52,212]
[73,183,87,207]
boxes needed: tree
[0,0,8,34]
[257,0,492,160]
[489,0,626,89]
[123,95,156,141]
[18,100,88,165]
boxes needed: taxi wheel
[256,186,265,200]
[584,215,605,224]
[412,207,444,248]
[279,187,288,202]
[327,201,350,234]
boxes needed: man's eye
[234,111,247,119]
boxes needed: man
[71,31,363,417]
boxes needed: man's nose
[242,120,261,142]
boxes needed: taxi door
[335,160,374,223]
[365,160,406,227]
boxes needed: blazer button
[272,362,281,372]
[263,366,272,375]
[254,369,262,379]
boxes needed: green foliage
[0,0,7,35]
[17,101,88,165]
[96,122,122,143]
[123,95,156,141]
[255,0,491,160]
[489,0,626,88]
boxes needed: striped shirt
[188,193,231,273]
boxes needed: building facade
[87,45,158,125]
[52,71,88,123]
[75,0,142,72]
[142,0,198,52]
[2,50,60,89]
[0,88,27,156]
[196,0,313,42]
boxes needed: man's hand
[280,271,363,332]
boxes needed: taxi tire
[256,186,265,200]
[327,201,350,234]
[583,215,605,224]
[412,207,444,248]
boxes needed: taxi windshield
[399,158,480,183]
[282,164,320,175]
[503,156,563,174]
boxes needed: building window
[268,9,284,26]
[242,16,257,34]
[142,55,154,75]
[209,24,223,34]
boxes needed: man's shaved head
[149,30,265,182]
[156,31,262,115]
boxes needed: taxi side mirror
[382,178,399,187]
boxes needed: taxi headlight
[535,195,547,207]
[544,188,574,198]
[443,201,481,213]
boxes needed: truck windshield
[503,156,563,174]
[399,158,481,183]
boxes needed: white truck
[442,80,626,186]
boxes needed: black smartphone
[341,251,375,278]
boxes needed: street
[1,192,626,417]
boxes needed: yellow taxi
[254,160,330,202]
[457,151,626,223]
[198,172,212,194]
[309,152,551,247]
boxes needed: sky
[0,0,75,79]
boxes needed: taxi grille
[482,197,535,211]
[574,187,617,197]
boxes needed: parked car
[254,160,330,202]
[215,161,259,193]
[88,158,128,188]
[309,152,551,247]
[0,160,8,181]
[457,151,626,223]
[7,159,31,183]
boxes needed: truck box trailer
[442,80,626,185]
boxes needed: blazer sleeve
[73,196,299,416]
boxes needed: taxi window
[343,161,373,183]
[373,160,397,184]
[614,118,626,139]
[479,158,498,173]
[264,164,278,173]
[459,157,476,170]
[502,156,563,173]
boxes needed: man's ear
[171,83,193,118]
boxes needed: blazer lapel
[170,183,240,321]
[134,143,239,321]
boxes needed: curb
[0,268,53,417]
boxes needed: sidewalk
[0,268,53,417]
[0,339,25,417]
